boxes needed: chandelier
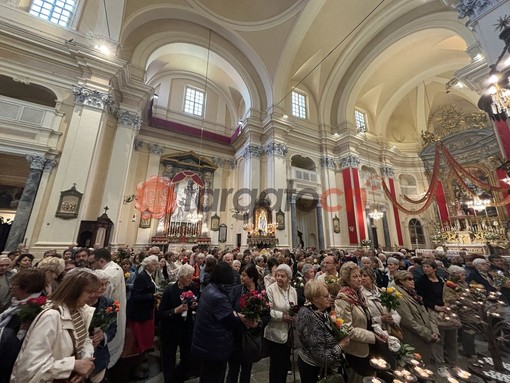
[368,207,384,221]
[466,197,491,212]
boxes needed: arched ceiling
[121,0,481,146]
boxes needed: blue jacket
[191,283,239,361]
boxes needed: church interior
[1,0,510,255]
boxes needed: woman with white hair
[36,256,65,296]
[88,269,117,383]
[264,263,297,383]
[126,255,161,379]
[157,263,197,383]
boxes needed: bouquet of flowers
[17,296,48,323]
[445,280,460,291]
[329,311,352,341]
[324,275,341,297]
[180,290,197,318]
[393,342,418,367]
[291,275,304,289]
[491,270,510,288]
[89,300,120,333]
[239,290,269,321]
[379,287,402,311]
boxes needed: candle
[447,378,459,383]
[409,359,420,366]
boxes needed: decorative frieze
[338,154,360,169]
[455,0,498,23]
[320,156,336,169]
[242,145,261,159]
[212,158,225,167]
[148,143,165,156]
[264,142,288,158]
[380,166,395,178]
[117,110,142,131]
[72,86,114,111]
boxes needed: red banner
[342,168,358,245]
[435,181,449,223]
[352,168,366,241]
[495,119,510,159]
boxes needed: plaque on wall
[276,209,285,230]
[211,214,220,231]
[218,223,227,243]
[56,184,82,219]
[333,215,340,233]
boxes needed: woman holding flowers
[227,262,270,383]
[0,269,46,383]
[11,269,98,383]
[88,270,118,383]
[264,263,298,383]
[415,259,458,375]
[157,263,196,383]
[392,271,440,367]
[335,262,386,383]
[295,280,350,383]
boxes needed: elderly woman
[88,270,118,383]
[264,263,298,383]
[296,280,350,383]
[227,262,270,383]
[392,271,440,366]
[11,269,98,382]
[126,254,161,378]
[467,257,497,292]
[415,260,458,376]
[0,269,46,383]
[157,263,196,383]
[444,265,477,358]
[36,256,65,296]
[360,267,401,338]
[335,262,385,383]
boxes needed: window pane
[29,0,76,27]
[184,86,205,117]
[355,110,367,133]
[291,91,307,119]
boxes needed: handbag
[240,328,262,362]
[318,352,345,383]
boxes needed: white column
[135,143,164,246]
[101,110,141,246]
[319,156,337,248]
[34,86,112,249]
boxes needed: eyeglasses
[403,277,414,281]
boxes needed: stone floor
[125,338,508,383]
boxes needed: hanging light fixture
[369,206,384,220]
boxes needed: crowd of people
[0,243,508,383]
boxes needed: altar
[243,192,280,249]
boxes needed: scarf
[0,292,42,328]
[339,286,368,310]
[403,286,423,304]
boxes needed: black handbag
[240,328,262,362]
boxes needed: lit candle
[448,378,459,383]
[409,359,420,366]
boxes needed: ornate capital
[242,145,261,159]
[455,0,497,23]
[380,166,395,178]
[264,142,288,158]
[320,156,336,169]
[72,86,114,111]
[149,143,165,156]
[133,138,144,151]
[212,157,225,167]
[225,159,237,169]
[26,155,47,171]
[339,154,360,169]
[44,158,58,172]
[117,110,142,131]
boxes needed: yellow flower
[381,287,387,292]
[387,287,395,294]
[395,292,402,298]
[336,318,344,325]
[124,272,131,278]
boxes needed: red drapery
[342,168,358,245]
[352,168,366,241]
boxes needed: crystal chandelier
[368,207,384,221]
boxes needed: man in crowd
[316,255,338,282]
[0,256,13,313]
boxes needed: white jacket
[264,282,297,344]
[11,304,95,383]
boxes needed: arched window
[408,218,425,246]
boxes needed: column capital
[339,154,360,169]
[117,110,142,131]
[43,158,58,172]
[72,85,114,111]
[320,156,336,169]
[148,143,165,156]
[264,142,288,158]
[454,0,498,24]
[225,159,237,169]
[242,144,261,159]
[212,157,225,167]
[26,155,46,171]
[380,165,395,178]
[133,138,144,151]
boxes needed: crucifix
[103,206,109,214]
